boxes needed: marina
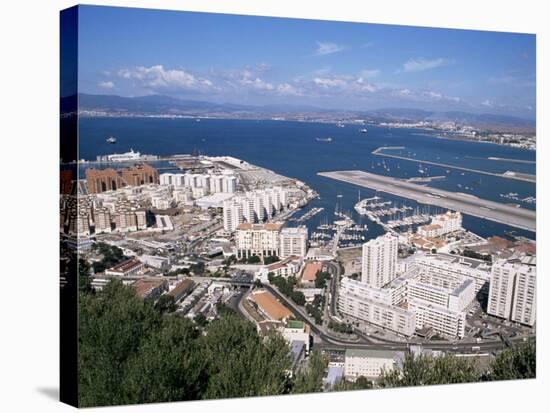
[289,207,325,223]
[318,170,536,232]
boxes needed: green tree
[292,350,328,394]
[379,353,479,387]
[78,258,92,293]
[314,271,332,289]
[79,280,160,406]
[333,376,373,391]
[488,340,536,380]
[121,316,207,404]
[247,255,261,264]
[264,255,280,265]
[201,313,291,398]
[154,294,176,314]
[194,313,208,327]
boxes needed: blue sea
[78,117,536,241]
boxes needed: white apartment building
[511,259,536,326]
[361,232,399,288]
[338,278,416,337]
[408,299,467,338]
[344,349,403,380]
[413,254,491,296]
[488,258,536,326]
[280,226,309,258]
[405,268,475,338]
[151,195,174,210]
[417,211,462,238]
[222,199,244,232]
[340,256,475,338]
[159,171,236,194]
[235,223,283,259]
[221,187,289,232]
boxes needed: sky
[76,5,536,118]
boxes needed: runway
[372,147,536,183]
[318,170,536,233]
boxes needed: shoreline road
[318,170,536,233]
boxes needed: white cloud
[360,69,380,79]
[276,83,302,96]
[423,91,443,100]
[309,75,377,94]
[315,41,346,56]
[481,99,493,107]
[402,57,448,72]
[117,65,215,92]
[235,69,274,91]
[98,81,115,89]
[313,77,347,88]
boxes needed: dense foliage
[305,294,324,325]
[378,342,536,388]
[291,351,328,394]
[333,376,373,391]
[378,353,480,387]
[314,270,332,289]
[487,340,536,380]
[268,274,306,306]
[78,279,325,407]
[77,270,536,406]
[90,242,126,273]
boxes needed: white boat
[106,136,117,144]
[360,128,368,133]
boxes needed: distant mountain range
[67,93,535,132]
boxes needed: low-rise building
[105,258,145,277]
[257,255,303,282]
[168,278,195,303]
[417,211,462,238]
[132,277,168,300]
[344,349,404,380]
[301,261,324,286]
[280,320,311,352]
[248,290,293,322]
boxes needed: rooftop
[345,349,399,359]
[107,258,143,274]
[168,278,195,298]
[132,278,165,298]
[302,262,323,282]
[237,223,283,231]
[249,290,292,321]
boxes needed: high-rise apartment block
[488,257,536,326]
[222,187,288,232]
[361,233,398,288]
[280,226,308,258]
